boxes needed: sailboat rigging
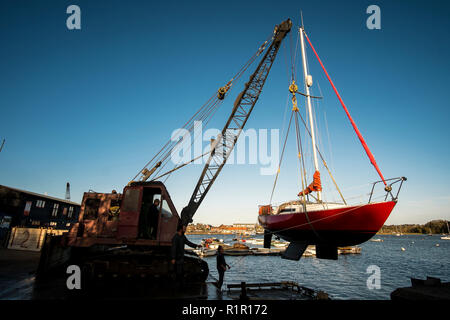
[258,22,406,261]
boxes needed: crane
[37,19,292,286]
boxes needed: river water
[2,234,449,300]
[187,234,450,299]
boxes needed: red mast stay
[303,30,387,186]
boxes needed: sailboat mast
[299,26,321,202]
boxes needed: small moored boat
[223,242,251,256]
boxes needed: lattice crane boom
[180,19,292,226]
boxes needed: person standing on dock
[171,224,201,286]
[216,245,230,289]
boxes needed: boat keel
[264,230,273,249]
[316,244,338,260]
[281,241,309,261]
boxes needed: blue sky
[1,0,449,225]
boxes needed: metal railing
[368,177,407,203]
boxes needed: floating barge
[225,281,329,300]
[188,244,361,257]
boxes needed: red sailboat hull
[258,201,396,247]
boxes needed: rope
[229,255,247,268]
[289,27,295,82]
[292,28,300,83]
[279,93,292,155]
[132,93,217,182]
[144,33,273,183]
[162,101,224,184]
[294,110,308,204]
[269,111,294,204]
[296,109,347,204]
[132,31,274,183]
[150,151,209,181]
[294,103,323,239]
[283,41,292,88]
[154,98,223,181]
[152,88,226,182]
[209,274,219,283]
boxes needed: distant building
[185,222,264,234]
[233,223,257,231]
[0,185,81,231]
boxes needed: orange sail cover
[298,170,322,196]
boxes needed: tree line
[379,220,450,234]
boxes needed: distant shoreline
[187,232,441,236]
[186,232,263,236]
[187,219,449,236]
[186,232,231,235]
[376,232,431,235]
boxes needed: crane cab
[66,181,180,247]
[117,181,179,243]
[38,182,207,281]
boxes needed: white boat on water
[193,248,217,257]
[223,243,251,256]
[370,238,383,242]
[441,221,450,240]
[272,241,289,248]
[393,226,403,236]
[201,238,224,249]
[338,247,362,255]
[300,245,360,257]
[245,238,264,245]
[251,248,283,256]
[245,238,288,247]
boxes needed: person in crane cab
[139,197,160,239]
[171,224,201,286]
[149,199,160,239]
